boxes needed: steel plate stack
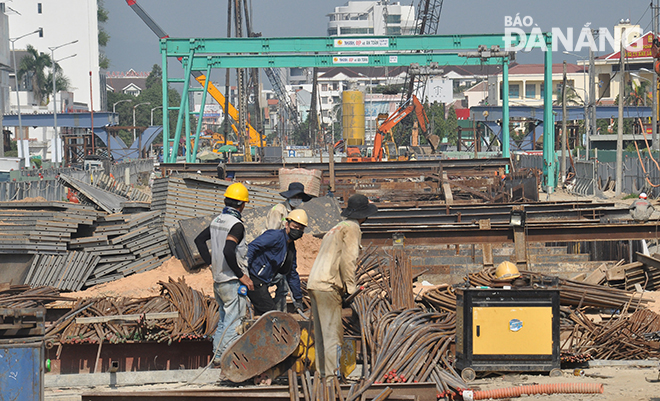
[151,173,281,229]
[0,201,99,254]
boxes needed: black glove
[342,294,350,308]
[293,299,304,312]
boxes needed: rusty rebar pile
[388,249,414,310]
[44,277,218,349]
[564,308,660,360]
[421,268,651,313]
[0,284,72,308]
[342,246,467,400]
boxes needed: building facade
[327,1,416,36]
[8,0,101,111]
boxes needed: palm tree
[553,86,584,106]
[46,62,71,99]
[625,80,650,106]
[17,45,52,106]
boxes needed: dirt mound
[70,233,323,298]
[69,257,213,299]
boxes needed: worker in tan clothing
[263,182,315,312]
[264,182,314,232]
[307,194,377,379]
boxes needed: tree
[553,86,583,106]
[98,0,110,69]
[46,60,71,98]
[107,64,183,146]
[625,80,650,106]
[17,45,52,106]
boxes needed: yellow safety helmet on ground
[286,209,308,227]
[224,183,249,202]
[495,261,520,280]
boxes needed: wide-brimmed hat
[280,182,314,202]
[341,194,378,219]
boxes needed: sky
[103,0,651,75]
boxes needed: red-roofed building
[489,63,588,107]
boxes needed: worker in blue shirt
[246,210,307,315]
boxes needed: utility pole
[615,28,625,196]
[589,35,596,159]
[654,1,659,151]
[234,0,250,161]
[223,0,232,147]
[561,61,567,183]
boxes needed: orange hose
[469,382,604,399]
[633,139,660,188]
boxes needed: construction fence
[0,159,154,202]
[516,152,660,198]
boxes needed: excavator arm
[374,95,439,159]
[125,0,262,146]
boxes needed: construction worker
[194,183,253,365]
[246,210,307,315]
[263,182,315,312]
[307,194,378,379]
[265,182,315,231]
[630,193,655,222]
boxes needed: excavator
[126,0,264,149]
[345,95,438,162]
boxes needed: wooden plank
[75,312,179,324]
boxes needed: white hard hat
[640,192,648,199]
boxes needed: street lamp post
[150,106,163,126]
[49,40,78,165]
[132,102,151,142]
[640,68,658,151]
[112,99,132,115]
[10,29,41,168]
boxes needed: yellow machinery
[455,286,560,381]
[342,91,365,146]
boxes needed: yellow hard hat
[224,183,249,202]
[495,261,520,280]
[286,209,308,227]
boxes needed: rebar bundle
[564,308,660,360]
[44,277,218,350]
[0,284,72,308]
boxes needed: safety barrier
[569,160,596,196]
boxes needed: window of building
[321,97,329,104]
[332,83,338,91]
[340,27,373,35]
[37,3,42,13]
[290,68,304,77]
[386,14,401,23]
[599,73,610,98]
[38,28,43,38]
[332,96,340,104]
[509,84,520,98]
[321,83,328,91]
[525,83,536,98]
[386,27,401,35]
[327,28,338,36]
[540,83,544,98]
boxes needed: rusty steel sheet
[220,311,301,383]
[361,221,660,246]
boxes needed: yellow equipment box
[455,288,560,381]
